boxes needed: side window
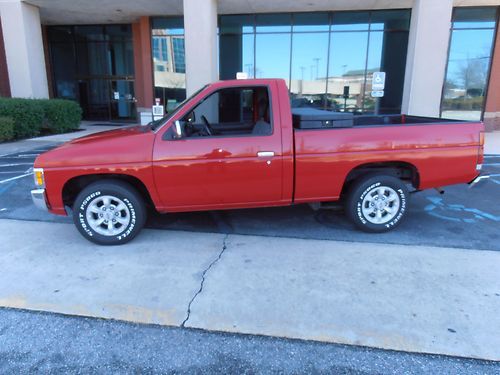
[181,86,272,137]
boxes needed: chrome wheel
[85,195,130,236]
[361,185,400,224]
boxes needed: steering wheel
[201,115,213,136]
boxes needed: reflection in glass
[290,32,329,108]
[218,11,410,115]
[328,32,369,113]
[152,17,186,112]
[219,34,254,80]
[452,7,497,29]
[255,33,291,85]
[256,14,292,33]
[370,10,411,31]
[293,13,329,32]
[442,29,495,121]
[331,12,370,31]
[363,32,383,114]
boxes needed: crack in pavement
[181,234,229,327]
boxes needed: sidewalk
[0,121,125,155]
[0,219,498,361]
[485,131,500,155]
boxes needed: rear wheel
[345,174,409,232]
[72,180,146,245]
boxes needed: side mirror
[173,120,183,139]
[186,111,195,123]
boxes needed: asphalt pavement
[0,135,499,372]
[0,144,499,251]
[1,308,498,374]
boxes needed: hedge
[0,98,45,139]
[0,98,82,140]
[0,117,15,142]
[40,99,82,134]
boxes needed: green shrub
[0,117,15,142]
[40,99,82,134]
[0,98,45,139]
[0,98,82,139]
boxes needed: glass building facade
[47,25,136,121]
[219,10,411,114]
[151,17,187,113]
[42,7,499,124]
[441,7,499,121]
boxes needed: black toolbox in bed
[291,108,354,129]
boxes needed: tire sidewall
[73,182,145,245]
[349,176,408,232]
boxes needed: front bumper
[31,188,48,211]
[468,174,490,189]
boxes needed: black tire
[345,174,409,233]
[72,180,146,245]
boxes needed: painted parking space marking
[425,196,500,223]
[0,173,33,184]
[0,163,34,167]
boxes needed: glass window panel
[106,25,132,41]
[76,42,109,76]
[152,17,184,35]
[219,34,254,79]
[331,12,370,31]
[255,33,291,85]
[442,28,495,121]
[290,32,329,108]
[256,14,292,33]
[74,26,105,42]
[327,32,369,112]
[219,15,254,34]
[50,43,77,99]
[452,7,497,29]
[370,10,411,31]
[363,31,384,114]
[293,13,329,32]
[109,41,134,76]
[47,26,74,43]
[152,18,186,111]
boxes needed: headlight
[33,168,45,188]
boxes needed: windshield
[150,85,208,131]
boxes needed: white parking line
[0,163,33,167]
[0,173,33,184]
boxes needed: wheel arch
[341,161,420,199]
[62,173,156,210]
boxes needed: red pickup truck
[32,79,486,245]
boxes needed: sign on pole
[372,72,386,91]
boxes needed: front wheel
[345,174,409,233]
[72,180,146,245]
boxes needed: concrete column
[401,0,453,117]
[183,0,218,96]
[0,0,48,98]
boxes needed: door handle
[257,151,275,157]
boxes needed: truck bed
[291,108,470,129]
[292,114,483,204]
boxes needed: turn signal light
[34,168,45,187]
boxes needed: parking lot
[0,138,500,363]
[0,144,499,251]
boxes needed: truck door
[152,83,284,210]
